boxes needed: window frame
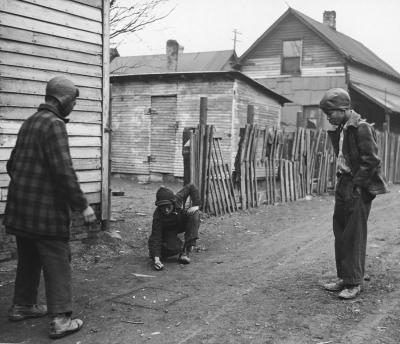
[281,39,303,75]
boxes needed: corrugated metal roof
[111,50,237,75]
[291,9,400,79]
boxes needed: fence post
[247,104,255,125]
[200,97,208,125]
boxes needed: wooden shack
[239,8,400,132]
[0,0,110,260]
[110,70,289,180]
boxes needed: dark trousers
[333,175,373,285]
[13,236,72,315]
[161,211,200,257]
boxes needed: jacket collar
[38,103,70,123]
[343,110,363,129]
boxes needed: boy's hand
[186,206,199,215]
[82,206,96,224]
[153,257,164,271]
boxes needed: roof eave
[347,59,400,83]
[239,8,293,62]
[349,82,396,114]
[110,71,291,105]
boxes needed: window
[281,40,302,75]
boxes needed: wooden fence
[188,125,237,215]
[377,130,400,184]
[234,125,336,209]
[186,124,399,215]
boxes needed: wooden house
[110,41,290,180]
[239,8,400,132]
[0,0,110,259]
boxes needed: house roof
[350,83,400,114]
[111,50,238,75]
[240,8,400,80]
[110,71,291,105]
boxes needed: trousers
[12,236,72,314]
[161,211,200,257]
[333,175,373,285]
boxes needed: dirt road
[1,177,400,344]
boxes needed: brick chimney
[166,39,179,72]
[323,11,336,30]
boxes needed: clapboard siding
[22,0,102,21]
[1,39,102,66]
[0,0,102,34]
[0,65,103,88]
[0,78,102,101]
[241,13,345,79]
[0,0,109,220]
[1,52,102,77]
[111,74,283,178]
[0,26,102,56]
[1,107,102,124]
[1,93,102,113]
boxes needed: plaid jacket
[4,104,88,239]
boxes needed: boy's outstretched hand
[186,206,199,215]
[153,257,164,271]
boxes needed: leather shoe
[178,253,190,264]
[323,279,344,291]
[8,304,47,321]
[49,315,83,339]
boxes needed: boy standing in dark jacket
[148,184,200,270]
[320,88,388,299]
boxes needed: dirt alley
[1,176,400,344]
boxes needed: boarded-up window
[281,40,302,75]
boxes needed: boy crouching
[148,184,200,270]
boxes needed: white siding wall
[0,0,109,215]
[111,76,283,178]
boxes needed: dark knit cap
[155,186,175,206]
[320,88,351,112]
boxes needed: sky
[116,0,400,73]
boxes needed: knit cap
[155,186,175,206]
[320,88,351,112]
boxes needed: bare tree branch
[110,0,175,42]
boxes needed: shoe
[323,279,345,292]
[8,304,47,321]
[178,253,190,264]
[338,285,361,299]
[49,315,83,339]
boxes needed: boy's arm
[175,183,201,208]
[148,212,163,258]
[353,123,381,189]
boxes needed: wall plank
[1,0,102,33]
[0,94,101,113]
[1,52,102,78]
[1,39,102,66]
[0,65,103,89]
[0,78,102,101]
[0,26,102,55]
[23,0,102,21]
[0,107,101,124]
[0,13,101,44]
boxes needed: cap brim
[155,200,173,206]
